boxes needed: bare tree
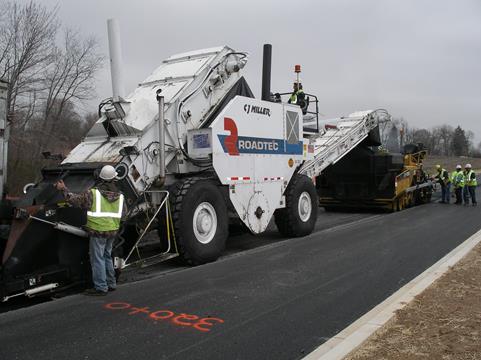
[37,29,103,149]
[0,1,104,193]
[380,117,477,157]
[412,129,432,149]
[466,130,474,154]
[0,1,59,123]
[434,125,454,156]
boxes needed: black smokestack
[261,44,272,101]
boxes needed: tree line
[0,1,103,194]
[381,117,479,157]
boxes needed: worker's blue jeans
[441,184,451,203]
[463,186,477,205]
[89,235,116,292]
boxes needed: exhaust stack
[107,19,125,101]
[261,44,272,101]
[156,90,166,183]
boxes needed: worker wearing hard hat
[463,163,477,206]
[435,165,451,203]
[451,165,465,205]
[288,80,307,114]
[55,165,125,296]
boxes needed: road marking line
[302,227,481,360]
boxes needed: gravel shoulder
[346,241,481,360]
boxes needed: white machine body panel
[63,46,248,193]
[210,96,312,233]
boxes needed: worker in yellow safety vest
[435,164,451,203]
[55,165,125,296]
[463,163,477,206]
[451,165,465,205]
[288,80,307,114]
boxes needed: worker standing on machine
[463,163,477,206]
[55,165,124,296]
[288,64,307,114]
[435,164,451,203]
[452,165,465,205]
[288,80,307,113]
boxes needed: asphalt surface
[119,209,376,284]
[0,209,374,314]
[1,201,480,360]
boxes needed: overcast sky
[41,0,481,139]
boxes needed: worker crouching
[463,163,477,206]
[55,165,125,296]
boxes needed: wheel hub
[197,213,212,233]
[298,191,312,222]
[255,206,264,219]
[246,192,270,234]
[193,202,217,244]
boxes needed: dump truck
[0,20,391,301]
[317,142,433,211]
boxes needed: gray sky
[42,0,481,139]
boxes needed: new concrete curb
[303,228,481,360]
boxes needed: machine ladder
[299,109,390,178]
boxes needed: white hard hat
[294,78,302,84]
[465,163,472,168]
[456,164,462,169]
[99,165,117,181]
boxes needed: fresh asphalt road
[119,209,376,284]
[0,209,374,314]
[1,201,480,360]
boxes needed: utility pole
[0,79,8,196]
[399,127,404,149]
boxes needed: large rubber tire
[274,174,318,237]
[170,177,228,265]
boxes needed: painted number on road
[104,302,225,333]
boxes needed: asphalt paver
[1,202,480,360]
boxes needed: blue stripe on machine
[217,134,303,155]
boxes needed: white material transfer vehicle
[0,20,389,301]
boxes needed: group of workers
[435,163,477,205]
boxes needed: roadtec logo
[239,139,279,151]
[218,117,302,156]
[244,104,271,117]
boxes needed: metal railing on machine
[274,92,320,133]
[119,190,178,269]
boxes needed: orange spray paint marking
[149,310,174,321]
[128,306,150,315]
[171,313,200,326]
[193,317,225,332]
[105,302,131,310]
[103,302,225,333]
